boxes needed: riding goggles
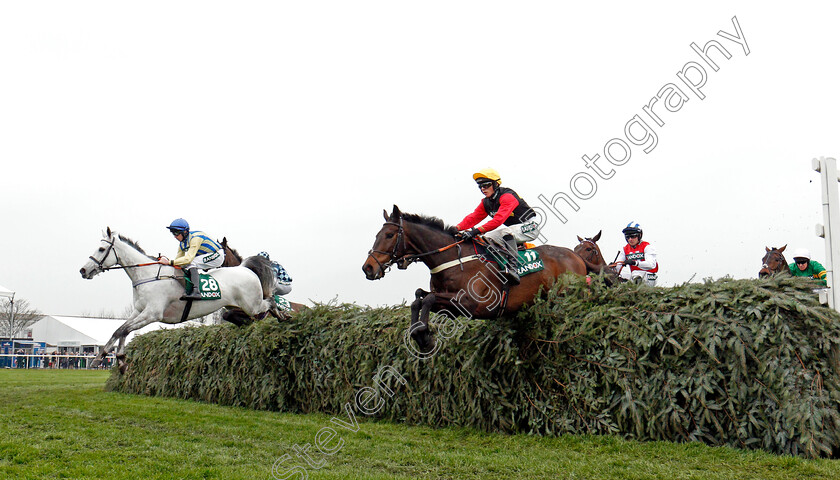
[478,181,494,190]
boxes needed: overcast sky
[1,2,838,318]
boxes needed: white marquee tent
[28,315,182,350]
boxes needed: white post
[9,295,14,339]
[813,156,840,309]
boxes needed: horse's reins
[90,237,181,287]
[403,240,466,263]
[100,262,172,271]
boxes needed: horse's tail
[242,255,275,299]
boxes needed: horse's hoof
[410,321,427,334]
[90,355,103,368]
[410,327,435,354]
[417,335,436,354]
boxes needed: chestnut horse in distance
[759,245,791,278]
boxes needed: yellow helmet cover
[473,168,502,185]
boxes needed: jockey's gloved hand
[625,259,637,266]
[457,228,479,239]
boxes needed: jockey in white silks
[157,218,225,300]
[455,168,540,285]
[609,221,659,286]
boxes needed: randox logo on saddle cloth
[476,242,545,277]
[184,273,223,300]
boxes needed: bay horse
[574,231,622,284]
[575,231,610,272]
[79,228,281,370]
[363,205,589,353]
[220,237,243,267]
[218,236,307,313]
[759,245,791,278]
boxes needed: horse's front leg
[408,289,436,354]
[91,317,133,368]
[115,336,130,373]
[91,309,161,369]
[116,335,127,355]
[410,288,428,333]
[91,329,123,369]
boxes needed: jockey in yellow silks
[157,218,225,300]
[455,168,540,285]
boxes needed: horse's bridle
[88,236,178,286]
[366,217,466,277]
[88,237,120,274]
[576,238,601,261]
[367,219,407,276]
[761,251,786,273]
[577,238,598,249]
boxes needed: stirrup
[503,266,521,286]
[180,291,202,301]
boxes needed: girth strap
[429,255,482,274]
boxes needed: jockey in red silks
[609,221,658,286]
[455,168,540,285]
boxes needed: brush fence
[107,275,840,458]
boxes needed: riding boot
[501,234,521,285]
[181,267,203,300]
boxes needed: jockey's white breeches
[483,219,540,245]
[620,269,658,287]
[189,250,225,270]
[274,282,292,296]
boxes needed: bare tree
[0,298,41,339]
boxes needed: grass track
[1,370,839,480]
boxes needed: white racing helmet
[792,248,811,261]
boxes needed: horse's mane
[118,234,148,256]
[401,213,459,236]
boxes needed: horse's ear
[383,209,389,221]
[391,205,402,219]
[765,246,771,252]
[106,227,112,237]
[779,245,787,252]
[593,230,602,242]
[576,235,584,243]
